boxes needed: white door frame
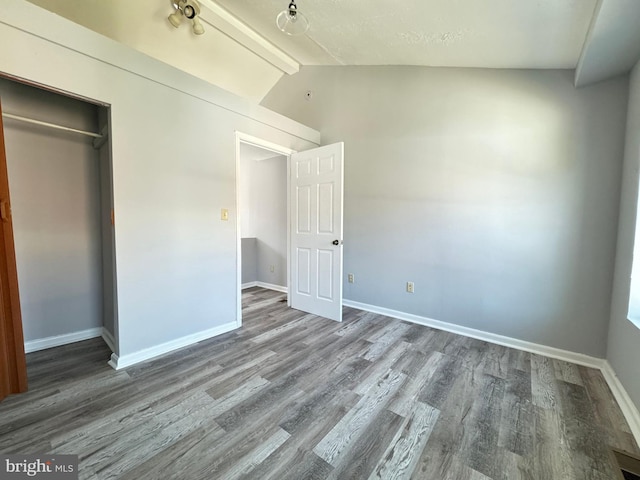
[235,132,295,326]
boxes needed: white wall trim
[24,327,103,353]
[256,282,288,293]
[198,0,299,75]
[343,299,605,368]
[242,281,287,293]
[601,361,640,444]
[343,298,640,444]
[108,321,238,370]
[101,328,116,354]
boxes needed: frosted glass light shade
[192,17,205,35]
[168,11,183,28]
[276,9,309,36]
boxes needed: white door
[290,142,344,322]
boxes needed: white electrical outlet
[348,273,355,283]
[407,281,414,293]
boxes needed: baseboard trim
[256,282,288,293]
[243,281,288,293]
[343,299,604,369]
[108,321,238,370]
[24,327,103,353]
[343,298,640,445]
[601,361,640,444]
[101,327,116,354]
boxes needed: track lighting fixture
[169,0,204,35]
[276,0,309,36]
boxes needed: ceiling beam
[575,0,640,87]
[198,0,300,75]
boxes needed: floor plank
[0,286,637,479]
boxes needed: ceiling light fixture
[169,0,204,35]
[276,0,309,36]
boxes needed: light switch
[221,208,229,221]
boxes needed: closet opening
[0,75,117,373]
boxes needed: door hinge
[0,200,9,222]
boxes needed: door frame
[234,132,295,326]
[0,99,27,401]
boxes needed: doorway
[236,134,293,325]
[236,133,346,325]
[0,75,117,396]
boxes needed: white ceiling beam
[198,0,300,75]
[575,0,640,87]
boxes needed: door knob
[332,239,340,245]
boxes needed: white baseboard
[257,282,288,293]
[600,361,640,444]
[243,281,288,293]
[24,327,103,353]
[343,299,604,369]
[343,298,640,445]
[101,327,116,354]
[108,321,238,370]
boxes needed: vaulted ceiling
[216,0,599,69]
[23,0,640,101]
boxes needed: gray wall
[255,156,287,287]
[0,77,104,342]
[263,66,629,357]
[241,237,257,284]
[240,153,287,288]
[608,59,640,408]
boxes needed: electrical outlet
[348,273,355,283]
[407,281,414,293]
[269,265,275,273]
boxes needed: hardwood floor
[0,287,638,479]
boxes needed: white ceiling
[215,0,599,69]
[23,0,640,99]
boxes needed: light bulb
[183,5,195,19]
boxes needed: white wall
[263,66,629,357]
[0,0,319,364]
[608,59,640,408]
[0,77,104,342]
[240,151,288,288]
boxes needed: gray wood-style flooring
[1,287,638,479]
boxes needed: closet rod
[2,112,103,139]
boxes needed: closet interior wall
[0,77,115,352]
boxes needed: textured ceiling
[214,0,599,68]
